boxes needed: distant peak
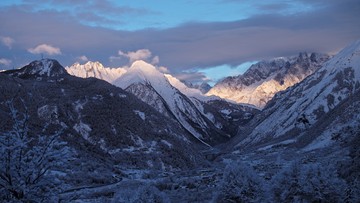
[114,60,169,89]
[3,58,67,78]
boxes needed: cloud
[0,36,15,49]
[119,49,152,63]
[76,55,89,62]
[0,58,12,66]
[4,0,156,30]
[112,49,160,65]
[0,0,359,77]
[174,72,211,84]
[158,66,170,73]
[151,55,160,65]
[28,44,62,55]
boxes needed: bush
[214,161,267,202]
[271,161,346,202]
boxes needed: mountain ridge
[231,40,360,151]
[207,52,330,108]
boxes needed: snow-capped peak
[207,52,330,108]
[66,61,126,83]
[4,59,67,78]
[29,59,67,77]
[115,60,172,91]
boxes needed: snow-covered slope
[234,40,360,149]
[67,60,259,145]
[66,61,126,83]
[114,60,228,146]
[207,53,330,108]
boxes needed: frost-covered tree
[0,99,68,202]
[271,161,346,202]
[214,161,267,203]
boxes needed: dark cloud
[174,72,211,84]
[0,0,359,75]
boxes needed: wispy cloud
[28,44,61,55]
[174,72,211,84]
[111,49,160,65]
[0,58,12,66]
[0,36,15,49]
[119,49,152,63]
[5,0,155,30]
[76,55,89,62]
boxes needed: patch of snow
[302,134,333,152]
[147,160,154,168]
[73,121,92,141]
[133,110,146,120]
[161,140,173,148]
[220,109,232,115]
[111,124,117,135]
[257,139,296,151]
[118,94,127,98]
[92,94,103,100]
[74,100,86,112]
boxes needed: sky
[0,0,360,85]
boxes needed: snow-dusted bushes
[271,161,346,202]
[213,161,267,202]
[112,183,170,203]
[0,99,69,202]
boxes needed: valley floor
[58,142,357,202]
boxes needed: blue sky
[0,0,359,84]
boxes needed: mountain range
[207,52,330,108]
[66,60,258,146]
[230,40,360,151]
[1,40,359,202]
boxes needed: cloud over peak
[28,44,62,55]
[111,49,160,65]
[76,55,89,62]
